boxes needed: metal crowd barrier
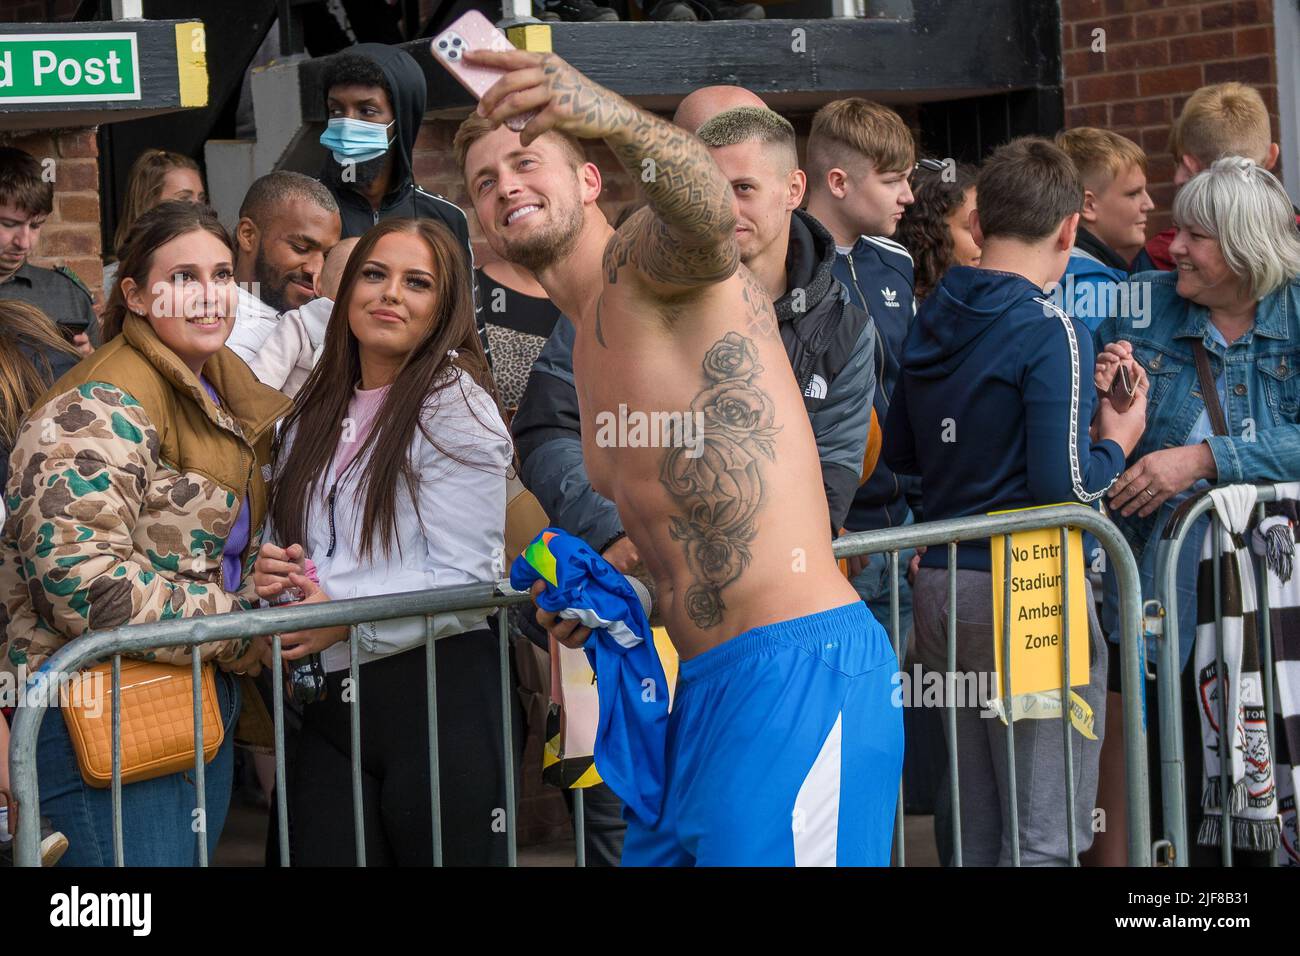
[1152,482,1286,868]
[10,503,1149,867]
[834,503,1149,867]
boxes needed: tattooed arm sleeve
[5,384,248,665]
[588,97,738,291]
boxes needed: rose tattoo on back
[660,332,780,629]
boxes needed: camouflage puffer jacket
[1,313,291,675]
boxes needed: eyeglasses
[915,158,947,172]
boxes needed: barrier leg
[350,625,366,866]
[192,649,207,867]
[425,617,443,867]
[947,544,962,867]
[889,550,904,867]
[112,654,124,867]
[1155,538,1187,866]
[1058,527,1077,866]
[273,634,290,867]
[574,787,586,867]
[499,610,517,867]
[1001,535,1020,867]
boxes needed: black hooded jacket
[321,43,474,258]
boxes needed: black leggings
[289,628,517,866]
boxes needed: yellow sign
[990,514,1089,699]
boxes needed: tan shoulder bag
[62,658,225,788]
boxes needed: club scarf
[1193,484,1279,852]
[1249,483,1299,866]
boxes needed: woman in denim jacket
[1090,158,1300,864]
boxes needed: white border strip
[0,33,142,104]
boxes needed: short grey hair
[238,170,339,224]
[696,106,798,174]
[1173,157,1300,300]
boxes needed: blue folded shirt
[510,528,669,827]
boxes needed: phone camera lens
[452,36,462,46]
[450,50,459,59]
[437,39,447,49]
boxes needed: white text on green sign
[0,34,140,103]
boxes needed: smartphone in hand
[431,11,537,132]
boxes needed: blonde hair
[1174,157,1300,300]
[806,98,914,184]
[1055,127,1146,192]
[112,149,202,259]
[696,107,798,174]
[1169,83,1272,167]
[453,113,585,178]
[0,300,80,444]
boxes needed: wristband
[596,531,628,555]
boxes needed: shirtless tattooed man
[456,49,902,866]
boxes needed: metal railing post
[1155,483,1282,868]
[499,611,518,867]
[889,550,904,867]
[273,634,290,867]
[349,625,365,867]
[425,617,443,867]
[1058,526,1078,866]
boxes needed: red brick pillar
[3,129,104,299]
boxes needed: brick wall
[0,129,104,300]
[1061,0,1282,236]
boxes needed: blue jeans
[1101,510,1207,674]
[851,526,916,658]
[35,668,239,866]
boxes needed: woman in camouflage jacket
[0,202,290,865]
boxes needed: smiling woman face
[1169,224,1242,309]
[347,232,440,379]
[123,228,237,373]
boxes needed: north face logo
[881,287,900,307]
[804,374,827,399]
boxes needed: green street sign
[0,33,140,103]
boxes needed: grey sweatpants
[912,567,1108,866]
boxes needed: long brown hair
[0,300,81,444]
[101,201,233,342]
[896,160,978,302]
[269,218,503,560]
[112,149,203,258]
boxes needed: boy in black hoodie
[883,137,1148,865]
[319,45,474,256]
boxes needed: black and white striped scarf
[1250,485,1299,866]
[1194,485,1280,853]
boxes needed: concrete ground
[214,790,942,867]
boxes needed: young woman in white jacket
[253,218,513,865]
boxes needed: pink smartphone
[431,11,536,132]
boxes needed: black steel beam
[297,0,1064,119]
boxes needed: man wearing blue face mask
[320,45,474,262]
